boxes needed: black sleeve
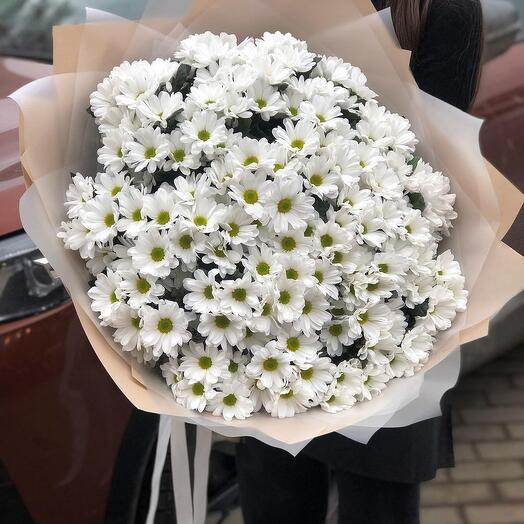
[410,0,483,111]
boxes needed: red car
[1,18,523,524]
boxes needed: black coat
[300,0,483,483]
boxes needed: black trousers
[236,437,421,524]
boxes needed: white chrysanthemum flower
[273,118,319,157]
[98,129,128,173]
[94,171,130,199]
[274,278,305,323]
[179,342,229,385]
[401,210,431,246]
[121,271,164,308]
[320,320,352,357]
[175,379,217,412]
[201,235,243,277]
[137,91,184,127]
[163,130,201,175]
[141,300,192,357]
[272,229,313,255]
[179,197,222,234]
[246,78,285,121]
[320,383,358,413]
[313,260,341,299]
[296,357,336,399]
[361,366,390,400]
[175,31,238,68]
[169,221,206,266]
[88,269,123,321]
[220,275,261,317]
[275,252,315,287]
[266,175,315,233]
[269,382,310,418]
[128,229,176,278]
[228,171,272,221]
[125,126,169,173]
[300,95,342,129]
[111,304,142,351]
[303,154,340,198]
[243,245,282,282]
[276,327,322,364]
[246,342,293,390]
[423,285,458,333]
[180,110,227,156]
[161,359,181,392]
[348,303,393,346]
[197,313,245,349]
[208,381,254,421]
[58,219,95,259]
[183,269,221,314]
[217,206,258,246]
[65,173,94,219]
[116,186,148,238]
[143,187,177,229]
[81,194,119,243]
[293,288,331,336]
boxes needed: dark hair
[373,0,483,110]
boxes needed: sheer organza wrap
[13,0,524,451]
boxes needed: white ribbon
[147,417,213,524]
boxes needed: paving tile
[464,504,524,524]
[476,440,524,460]
[454,443,478,462]
[453,424,506,442]
[421,482,494,506]
[421,506,464,524]
[450,461,524,481]
[507,423,524,439]
[458,376,513,392]
[488,390,524,406]
[461,407,524,425]
[497,480,524,501]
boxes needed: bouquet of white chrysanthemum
[58,31,468,421]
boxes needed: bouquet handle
[146,418,212,524]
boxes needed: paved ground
[420,345,524,524]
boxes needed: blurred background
[0,1,523,524]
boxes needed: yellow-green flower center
[303,300,312,315]
[300,368,314,380]
[199,356,213,369]
[320,234,333,248]
[150,247,165,262]
[281,237,296,251]
[291,138,305,149]
[198,129,210,141]
[157,318,173,333]
[192,382,205,396]
[144,146,156,159]
[263,358,279,371]
[194,215,207,227]
[257,262,270,276]
[157,210,170,225]
[136,278,151,294]
[286,337,300,352]
[223,393,237,406]
[243,155,259,166]
[173,149,185,162]
[329,324,343,337]
[104,213,115,227]
[310,174,323,186]
[277,198,293,214]
[179,234,193,249]
[203,285,214,300]
[286,268,299,280]
[243,189,259,205]
[279,290,291,305]
[232,288,247,302]
[215,315,231,329]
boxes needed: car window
[0,0,149,62]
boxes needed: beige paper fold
[14,0,524,445]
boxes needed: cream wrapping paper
[13,0,524,454]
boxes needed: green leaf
[408,192,426,212]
